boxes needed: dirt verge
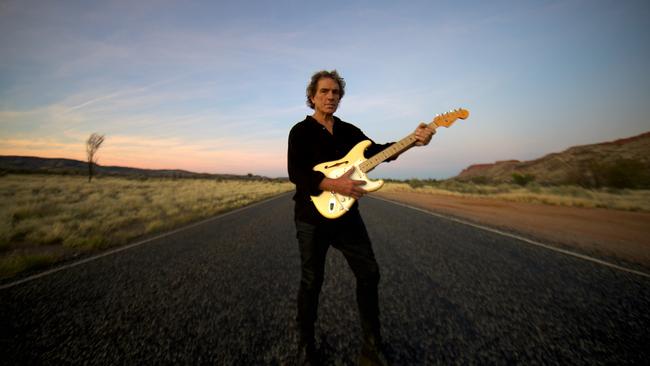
[373,191,650,271]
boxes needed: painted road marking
[4,192,646,291]
[371,195,650,279]
[0,192,293,290]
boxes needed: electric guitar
[310,108,469,219]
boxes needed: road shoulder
[372,191,650,271]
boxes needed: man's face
[311,77,340,115]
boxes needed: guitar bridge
[328,193,350,214]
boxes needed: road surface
[1,193,648,365]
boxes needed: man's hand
[319,168,367,199]
[414,123,435,146]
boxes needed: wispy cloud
[66,73,199,112]
[2,0,648,179]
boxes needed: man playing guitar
[287,70,435,366]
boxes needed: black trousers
[295,213,381,344]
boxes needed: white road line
[0,192,293,290]
[370,195,650,279]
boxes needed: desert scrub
[381,181,650,212]
[0,174,293,279]
[0,252,60,279]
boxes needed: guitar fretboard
[357,109,467,173]
[360,122,438,173]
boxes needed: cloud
[0,104,87,137]
[0,131,288,176]
[65,71,203,111]
[104,133,288,176]
[0,136,86,161]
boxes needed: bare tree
[86,133,105,182]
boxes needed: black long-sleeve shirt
[287,115,395,224]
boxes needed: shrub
[469,176,490,184]
[512,173,535,186]
[574,159,650,189]
[407,179,425,189]
[601,159,647,189]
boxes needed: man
[287,70,434,365]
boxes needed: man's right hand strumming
[318,168,367,199]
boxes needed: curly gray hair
[306,70,346,109]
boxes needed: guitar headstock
[432,108,469,128]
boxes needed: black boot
[358,335,389,366]
[297,340,320,366]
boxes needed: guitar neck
[359,121,439,173]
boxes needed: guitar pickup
[328,197,336,213]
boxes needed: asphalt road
[1,193,648,365]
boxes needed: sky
[1,0,649,179]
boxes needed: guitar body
[308,108,469,219]
[310,140,384,219]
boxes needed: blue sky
[1,0,648,178]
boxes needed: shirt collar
[306,115,339,130]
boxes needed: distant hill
[454,131,650,188]
[0,156,274,181]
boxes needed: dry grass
[0,174,293,279]
[382,181,650,212]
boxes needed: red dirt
[373,191,650,270]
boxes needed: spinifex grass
[381,181,650,212]
[0,174,294,279]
